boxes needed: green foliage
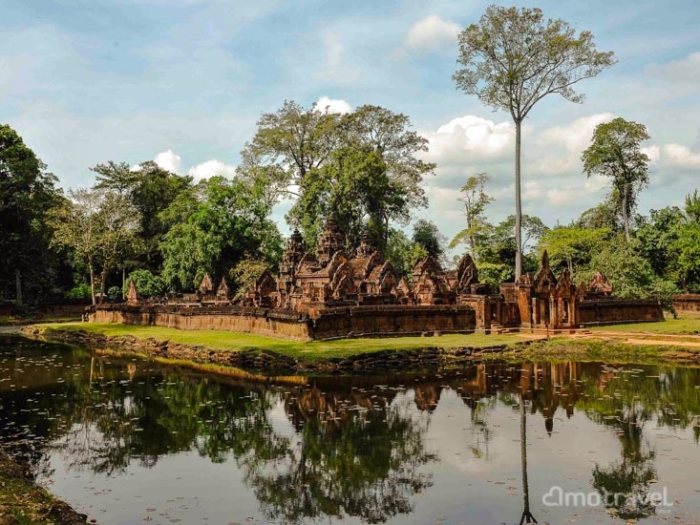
[449,173,493,255]
[160,176,282,291]
[239,102,434,248]
[49,188,140,304]
[412,219,446,259]
[65,283,92,301]
[93,160,192,271]
[579,237,679,311]
[454,5,615,277]
[230,258,270,301]
[384,229,427,278]
[575,199,622,231]
[675,221,700,292]
[238,100,342,197]
[0,124,70,304]
[107,286,122,302]
[538,226,610,277]
[453,6,616,121]
[475,215,547,285]
[123,269,165,298]
[582,118,651,241]
[288,146,411,251]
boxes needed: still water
[1,335,699,525]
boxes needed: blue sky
[2,0,699,250]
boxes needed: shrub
[65,283,92,300]
[123,270,166,298]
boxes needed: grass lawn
[37,322,533,360]
[587,316,700,335]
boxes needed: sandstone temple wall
[90,303,477,341]
[673,294,700,313]
[578,299,664,326]
[310,305,476,340]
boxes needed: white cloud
[314,96,352,114]
[534,113,615,175]
[154,149,182,174]
[641,145,661,164]
[546,188,579,207]
[661,143,700,168]
[406,15,461,53]
[523,181,542,199]
[646,51,700,84]
[422,115,513,165]
[188,159,237,181]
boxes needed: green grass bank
[30,322,531,360]
[20,317,700,372]
[0,451,86,525]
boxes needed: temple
[90,217,664,340]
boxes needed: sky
[2,0,699,251]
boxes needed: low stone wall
[92,305,313,340]
[674,294,700,313]
[311,305,476,339]
[578,299,664,326]
[90,303,477,341]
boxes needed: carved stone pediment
[198,273,214,294]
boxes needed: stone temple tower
[278,229,305,295]
[316,216,346,266]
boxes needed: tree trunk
[622,186,630,243]
[515,121,523,279]
[99,265,108,305]
[122,264,126,300]
[15,269,22,307]
[88,256,96,306]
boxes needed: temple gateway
[92,217,663,340]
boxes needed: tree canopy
[582,117,651,242]
[454,5,615,278]
[0,124,67,304]
[239,102,435,251]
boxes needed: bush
[107,286,123,303]
[65,283,92,300]
[123,270,166,298]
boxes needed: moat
[1,334,699,525]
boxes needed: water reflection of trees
[3,337,700,523]
[1,341,438,524]
[242,386,435,524]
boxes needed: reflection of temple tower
[413,385,442,413]
[316,216,346,266]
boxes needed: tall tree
[582,118,651,242]
[453,5,615,278]
[449,173,493,256]
[49,189,140,305]
[288,146,412,251]
[239,102,434,246]
[93,160,192,272]
[237,101,342,200]
[341,105,435,211]
[94,192,140,303]
[0,124,67,304]
[49,189,104,305]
